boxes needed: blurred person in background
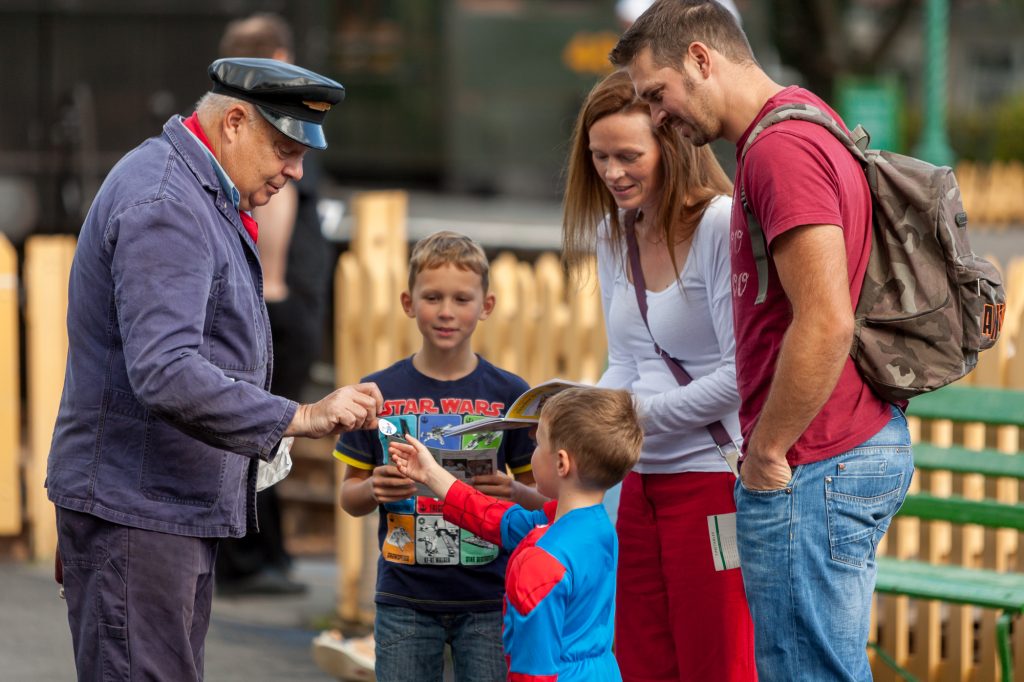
[46,56,381,681]
[215,12,334,597]
[561,69,756,681]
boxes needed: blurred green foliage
[992,94,1024,161]
[901,92,1024,162]
[948,109,990,162]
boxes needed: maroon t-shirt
[730,86,890,466]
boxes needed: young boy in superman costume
[389,386,643,681]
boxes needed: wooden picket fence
[0,234,75,562]
[3,188,1024,672]
[869,254,1024,681]
[958,161,1024,227]
[0,235,20,541]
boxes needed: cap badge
[303,100,332,112]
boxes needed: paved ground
[1,557,345,681]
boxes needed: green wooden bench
[873,385,1024,682]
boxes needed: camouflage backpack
[740,103,1006,402]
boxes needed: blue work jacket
[46,116,298,538]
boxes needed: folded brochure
[379,419,498,496]
[438,379,588,437]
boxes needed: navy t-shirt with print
[335,355,533,613]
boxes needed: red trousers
[615,471,757,682]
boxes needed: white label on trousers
[708,512,741,571]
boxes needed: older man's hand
[285,382,383,439]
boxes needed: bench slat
[876,557,1024,612]
[913,444,1024,479]
[907,386,1024,427]
[897,493,1024,531]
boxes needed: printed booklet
[380,420,499,497]
[438,378,589,437]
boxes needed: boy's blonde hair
[408,231,490,292]
[541,387,643,490]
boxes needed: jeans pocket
[375,605,418,649]
[736,473,794,496]
[826,472,905,567]
[737,461,796,496]
[468,610,504,645]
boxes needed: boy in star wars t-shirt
[334,232,545,682]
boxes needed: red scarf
[182,113,258,243]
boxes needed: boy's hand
[370,465,418,503]
[389,435,457,500]
[388,435,438,484]
[471,472,515,501]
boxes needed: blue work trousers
[56,506,217,681]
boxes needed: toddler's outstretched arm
[388,435,457,500]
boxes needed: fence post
[479,252,521,373]
[334,191,409,624]
[1005,257,1024,682]
[350,191,408,372]
[1004,259,1024,389]
[24,235,75,560]
[563,258,606,383]
[334,250,368,623]
[530,254,565,385]
[0,234,20,536]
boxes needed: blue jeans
[375,603,505,682]
[734,406,913,681]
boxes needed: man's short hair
[408,231,490,293]
[195,91,252,120]
[219,12,293,59]
[542,387,643,491]
[610,0,755,69]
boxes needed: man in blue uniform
[46,58,382,681]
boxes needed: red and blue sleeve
[443,481,555,550]
[506,544,569,681]
[442,480,515,546]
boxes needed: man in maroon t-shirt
[612,2,913,680]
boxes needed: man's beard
[667,116,714,147]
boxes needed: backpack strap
[740,103,870,163]
[738,103,872,306]
[739,188,770,305]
